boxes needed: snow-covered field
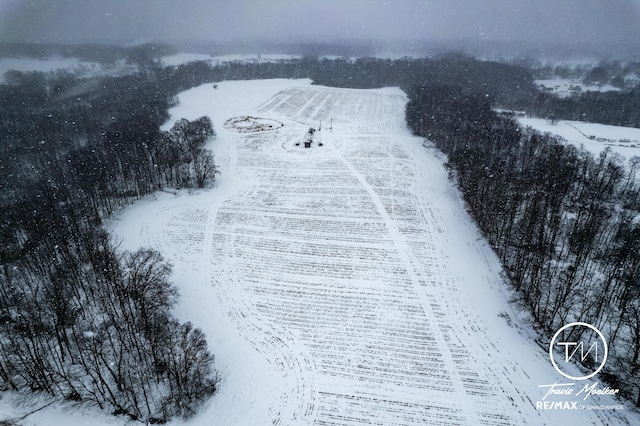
[111,80,639,425]
[13,79,638,425]
[160,53,217,67]
[0,57,138,81]
[535,78,622,98]
[0,57,100,81]
[518,117,640,160]
[0,52,300,82]
[160,53,301,68]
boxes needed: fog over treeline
[0,0,639,58]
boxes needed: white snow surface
[18,79,635,425]
[518,117,640,160]
[161,53,216,67]
[161,53,301,68]
[211,53,300,63]
[535,78,622,98]
[0,57,100,81]
[0,57,140,82]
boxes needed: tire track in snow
[334,150,484,426]
[204,132,320,425]
[396,139,534,425]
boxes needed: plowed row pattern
[130,84,629,425]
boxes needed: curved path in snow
[112,80,638,426]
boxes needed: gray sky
[1,0,639,52]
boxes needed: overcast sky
[1,0,639,52]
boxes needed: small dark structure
[302,127,315,148]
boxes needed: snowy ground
[535,78,622,98]
[0,52,300,82]
[161,53,217,67]
[9,79,639,425]
[0,53,300,82]
[116,79,640,425]
[0,57,100,81]
[160,53,301,68]
[518,117,640,160]
[0,57,138,82]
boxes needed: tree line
[531,88,640,128]
[0,236,216,422]
[0,42,176,67]
[1,64,219,422]
[406,83,640,406]
[125,52,537,108]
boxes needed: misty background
[1,0,640,58]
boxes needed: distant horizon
[2,37,640,62]
[1,0,639,60]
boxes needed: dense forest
[2,43,640,419]
[0,53,219,423]
[405,83,640,405]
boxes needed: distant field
[0,57,139,81]
[0,57,98,79]
[535,78,623,98]
[518,117,640,160]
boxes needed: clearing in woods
[110,79,636,426]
